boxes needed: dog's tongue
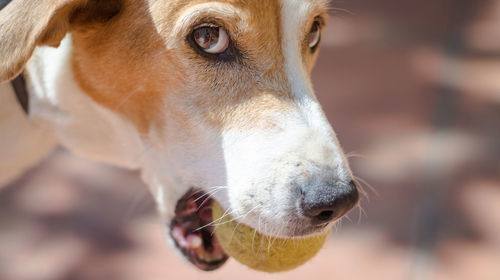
[169,189,229,271]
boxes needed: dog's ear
[0,0,121,83]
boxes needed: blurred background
[1,0,500,279]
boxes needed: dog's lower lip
[169,189,229,271]
[191,253,228,271]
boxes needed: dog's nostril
[300,181,359,224]
[316,210,334,221]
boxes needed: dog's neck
[25,35,145,170]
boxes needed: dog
[0,0,359,271]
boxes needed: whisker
[353,175,379,200]
[346,151,367,160]
[354,181,369,202]
[356,204,367,225]
[216,205,259,228]
[196,207,235,232]
[334,218,343,233]
[267,213,283,251]
[227,206,260,244]
[354,175,377,195]
[343,214,353,224]
[195,187,228,211]
[115,90,138,111]
[198,186,228,199]
[327,6,355,16]
[252,213,262,253]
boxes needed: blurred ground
[1,0,500,279]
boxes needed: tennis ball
[212,201,330,272]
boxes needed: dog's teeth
[172,227,189,248]
[187,234,202,248]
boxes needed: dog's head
[0,0,359,271]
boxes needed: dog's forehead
[71,0,329,134]
[149,0,328,32]
[152,0,328,12]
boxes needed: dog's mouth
[169,189,229,271]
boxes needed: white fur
[280,0,350,179]
[0,35,146,186]
[25,36,144,169]
[140,122,228,218]
[202,0,352,237]
[3,34,226,219]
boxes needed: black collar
[0,0,12,10]
[11,73,29,115]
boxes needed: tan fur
[71,0,176,134]
[0,0,120,82]
[0,0,327,134]
[69,0,290,134]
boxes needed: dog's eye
[308,20,321,50]
[192,26,229,54]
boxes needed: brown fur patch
[71,0,179,134]
[2,0,328,135]
[0,0,120,82]
[70,0,292,134]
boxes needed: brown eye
[308,20,321,50]
[193,26,229,54]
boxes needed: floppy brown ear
[0,0,121,83]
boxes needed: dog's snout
[300,181,359,224]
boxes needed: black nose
[300,181,359,224]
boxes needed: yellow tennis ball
[212,201,330,272]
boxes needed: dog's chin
[168,189,229,271]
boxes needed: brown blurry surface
[1,1,500,279]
